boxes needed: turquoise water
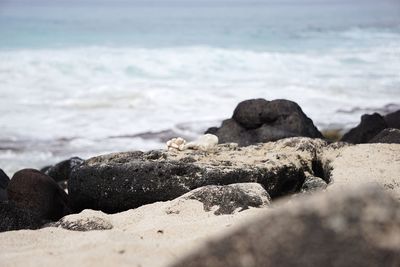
[0,0,400,174]
[1,0,400,50]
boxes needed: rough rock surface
[384,110,400,129]
[0,202,44,232]
[341,113,387,144]
[69,138,328,213]
[7,169,70,221]
[207,99,323,146]
[369,128,400,144]
[179,183,270,215]
[172,186,400,267]
[0,168,10,201]
[48,210,113,231]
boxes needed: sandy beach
[1,140,399,267]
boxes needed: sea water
[0,0,399,175]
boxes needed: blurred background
[0,0,399,175]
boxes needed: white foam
[0,41,399,174]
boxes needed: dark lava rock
[0,169,10,201]
[41,157,84,191]
[7,169,70,221]
[369,128,400,144]
[232,98,270,129]
[181,183,271,215]
[172,186,400,267]
[69,138,326,213]
[212,119,254,146]
[42,157,84,182]
[48,212,113,231]
[208,99,323,146]
[341,113,387,144]
[0,202,44,232]
[384,110,400,129]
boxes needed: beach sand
[0,143,399,267]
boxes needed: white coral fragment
[166,137,187,151]
[166,134,219,152]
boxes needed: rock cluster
[341,110,400,144]
[206,99,323,146]
[0,97,399,258]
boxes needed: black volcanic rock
[369,128,400,144]
[207,99,323,146]
[232,98,270,129]
[0,202,44,232]
[0,169,10,202]
[69,138,327,213]
[212,119,254,146]
[181,183,271,215]
[384,110,400,129]
[41,157,84,190]
[7,169,70,221]
[172,186,400,267]
[341,113,387,144]
[42,157,84,183]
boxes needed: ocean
[0,0,399,175]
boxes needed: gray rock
[69,138,327,213]
[180,183,271,215]
[0,169,10,201]
[341,113,387,144]
[300,174,327,193]
[172,186,400,267]
[48,212,113,231]
[7,169,70,221]
[208,99,323,146]
[0,202,44,232]
[369,128,400,144]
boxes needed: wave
[0,41,399,174]
[1,44,399,128]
